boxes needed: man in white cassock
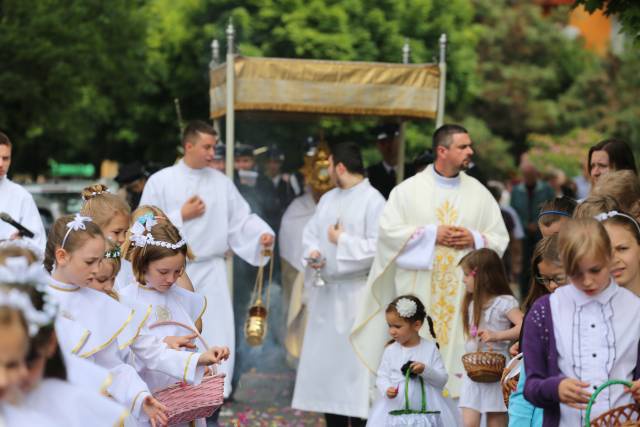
[139,121,274,397]
[351,124,509,397]
[292,142,385,426]
[0,131,46,250]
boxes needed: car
[24,180,118,234]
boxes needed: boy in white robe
[351,124,509,397]
[139,121,274,396]
[0,132,46,250]
[292,142,385,425]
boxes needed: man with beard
[351,124,509,397]
[292,142,385,426]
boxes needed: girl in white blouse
[367,295,459,426]
[458,248,523,427]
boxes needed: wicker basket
[586,380,640,427]
[500,353,523,407]
[149,320,226,426]
[462,342,506,383]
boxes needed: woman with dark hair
[588,138,637,185]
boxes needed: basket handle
[584,379,632,427]
[401,365,427,413]
[149,320,210,349]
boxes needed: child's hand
[163,334,197,350]
[410,362,425,375]
[558,378,591,409]
[477,329,498,343]
[624,380,640,402]
[509,341,520,357]
[142,395,168,427]
[386,386,399,398]
[198,346,231,365]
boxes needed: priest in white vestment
[139,121,274,396]
[0,132,46,250]
[350,124,509,397]
[292,142,385,425]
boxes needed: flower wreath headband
[0,257,57,336]
[129,214,186,250]
[594,210,640,237]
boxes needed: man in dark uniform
[263,145,303,213]
[366,124,415,199]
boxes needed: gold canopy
[209,56,440,120]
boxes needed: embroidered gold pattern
[429,200,460,346]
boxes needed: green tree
[0,0,149,176]
[573,0,640,43]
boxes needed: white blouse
[550,281,640,426]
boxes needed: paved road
[218,370,325,426]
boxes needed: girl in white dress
[43,214,229,426]
[118,218,210,424]
[458,248,523,427]
[367,295,459,427]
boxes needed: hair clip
[395,298,417,318]
[61,214,92,249]
[469,269,477,277]
[105,245,121,259]
[594,210,640,237]
[82,189,109,201]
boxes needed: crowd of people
[0,123,639,427]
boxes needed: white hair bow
[61,214,92,248]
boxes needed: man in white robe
[292,142,385,425]
[139,121,274,396]
[0,132,46,250]
[350,124,509,397]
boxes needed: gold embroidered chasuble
[350,165,509,397]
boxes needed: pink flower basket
[149,320,226,426]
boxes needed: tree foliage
[574,0,640,43]
[0,0,638,179]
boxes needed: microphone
[0,212,35,239]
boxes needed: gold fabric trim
[183,352,197,382]
[79,310,135,358]
[71,330,90,354]
[210,56,440,119]
[114,409,129,427]
[211,56,440,87]
[138,284,156,291]
[118,305,152,351]
[49,284,80,292]
[196,296,208,324]
[100,373,113,396]
[129,390,147,413]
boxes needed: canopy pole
[436,33,447,128]
[210,38,221,134]
[396,40,410,185]
[225,21,235,296]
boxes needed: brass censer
[244,248,274,346]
